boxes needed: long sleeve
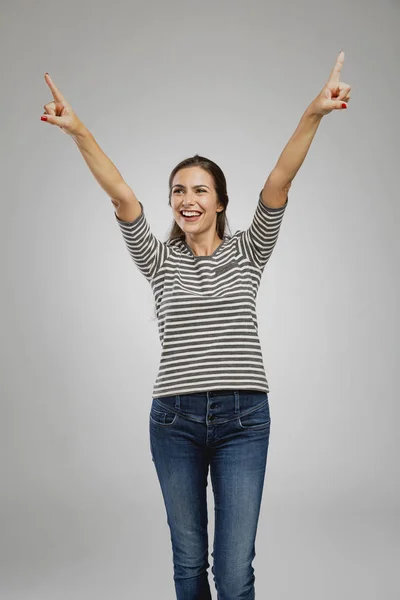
[237,190,288,271]
[114,201,168,283]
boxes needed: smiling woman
[41,50,350,600]
[113,154,288,598]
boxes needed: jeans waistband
[153,389,268,423]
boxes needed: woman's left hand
[309,51,352,116]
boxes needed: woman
[41,51,351,599]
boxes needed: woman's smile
[181,212,203,222]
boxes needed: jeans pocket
[238,400,271,430]
[149,400,178,427]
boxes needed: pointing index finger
[44,73,65,103]
[328,51,345,83]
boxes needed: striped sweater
[115,191,288,398]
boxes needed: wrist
[71,121,90,140]
[304,102,324,122]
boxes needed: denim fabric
[149,389,271,600]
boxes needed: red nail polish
[41,115,48,121]
[342,103,347,109]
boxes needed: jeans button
[208,414,215,421]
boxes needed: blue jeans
[149,389,271,600]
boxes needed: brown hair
[165,154,232,242]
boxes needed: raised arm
[262,50,352,209]
[71,127,142,223]
[40,73,141,222]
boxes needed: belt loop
[234,390,240,414]
[175,395,181,410]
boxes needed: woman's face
[170,166,224,236]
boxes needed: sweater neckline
[183,237,227,259]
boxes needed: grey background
[1,0,399,598]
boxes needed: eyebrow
[172,184,210,190]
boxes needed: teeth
[182,211,201,216]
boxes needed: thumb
[41,113,66,125]
[333,100,348,110]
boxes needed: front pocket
[149,405,178,427]
[238,401,271,430]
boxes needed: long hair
[165,154,232,242]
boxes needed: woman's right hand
[41,73,85,136]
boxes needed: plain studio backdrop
[1,0,399,598]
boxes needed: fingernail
[342,103,347,109]
[41,115,48,121]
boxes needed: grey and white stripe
[115,191,288,398]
